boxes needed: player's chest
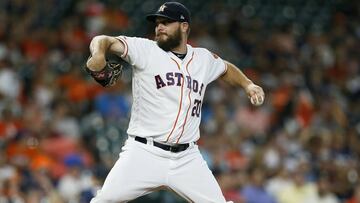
[145,56,207,96]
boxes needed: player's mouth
[156,33,168,37]
[155,33,168,41]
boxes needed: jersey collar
[169,44,193,65]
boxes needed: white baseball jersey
[116,36,227,144]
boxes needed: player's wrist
[243,80,254,91]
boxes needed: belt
[134,136,190,153]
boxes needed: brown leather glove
[85,61,123,87]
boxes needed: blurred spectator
[314,174,340,203]
[0,60,20,100]
[94,84,130,123]
[218,171,245,203]
[346,184,360,203]
[51,100,81,140]
[24,169,64,203]
[57,154,94,203]
[241,167,277,203]
[277,162,318,203]
[266,166,293,199]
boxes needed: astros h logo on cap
[146,2,191,23]
[158,4,166,12]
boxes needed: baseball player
[86,2,264,203]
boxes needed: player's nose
[156,22,166,30]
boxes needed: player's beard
[155,27,182,52]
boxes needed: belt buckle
[169,145,178,153]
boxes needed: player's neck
[171,41,187,54]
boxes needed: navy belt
[134,136,190,153]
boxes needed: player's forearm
[87,35,113,71]
[220,61,253,88]
[221,61,265,106]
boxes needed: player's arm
[85,35,126,87]
[86,35,125,71]
[220,61,265,106]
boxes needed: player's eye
[156,19,175,26]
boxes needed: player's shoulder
[116,36,157,47]
[191,47,211,57]
[191,47,210,54]
[192,47,220,59]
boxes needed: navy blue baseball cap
[146,2,191,23]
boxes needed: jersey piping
[116,37,129,58]
[220,60,228,77]
[176,52,194,143]
[165,58,184,142]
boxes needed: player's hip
[125,135,199,159]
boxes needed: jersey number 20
[191,99,202,117]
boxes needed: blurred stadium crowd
[0,0,359,202]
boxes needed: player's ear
[181,22,190,35]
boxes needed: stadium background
[0,0,359,202]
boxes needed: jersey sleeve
[206,51,227,84]
[115,36,153,70]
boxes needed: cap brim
[146,14,178,22]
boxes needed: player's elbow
[92,35,109,41]
[90,35,111,46]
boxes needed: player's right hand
[86,54,106,71]
[245,83,265,106]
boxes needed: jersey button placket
[175,52,194,144]
[166,58,185,143]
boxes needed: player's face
[154,17,182,51]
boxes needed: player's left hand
[245,83,265,106]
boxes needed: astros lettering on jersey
[116,36,227,144]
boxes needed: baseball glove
[85,60,123,87]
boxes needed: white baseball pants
[90,136,231,203]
